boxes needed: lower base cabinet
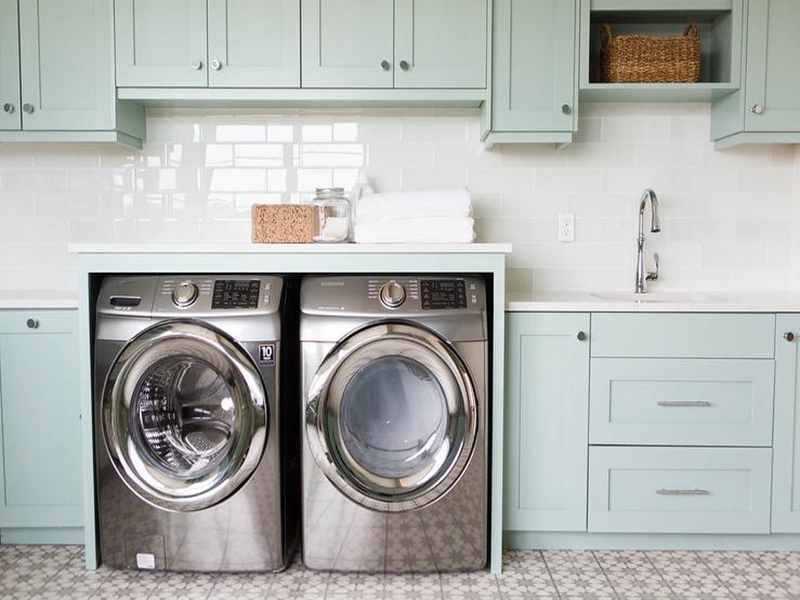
[773,314,800,532]
[0,310,82,540]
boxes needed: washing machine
[94,274,298,572]
[300,275,488,573]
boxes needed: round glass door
[102,320,267,512]
[306,322,478,512]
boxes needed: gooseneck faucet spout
[636,189,660,294]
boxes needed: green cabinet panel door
[0,310,82,530]
[492,0,577,132]
[207,0,300,88]
[773,315,800,532]
[115,0,208,87]
[0,0,21,131]
[17,0,114,131]
[301,0,394,88]
[744,0,800,132]
[505,313,589,532]
[394,0,487,89]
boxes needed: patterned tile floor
[1,545,799,599]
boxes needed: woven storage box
[251,204,315,243]
[600,23,701,84]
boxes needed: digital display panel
[212,279,260,309]
[421,280,467,310]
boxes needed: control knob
[379,281,406,309]
[172,281,198,308]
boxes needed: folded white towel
[355,217,475,244]
[355,188,472,223]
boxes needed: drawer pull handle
[26,318,39,329]
[657,400,711,407]
[657,488,710,496]
[785,332,795,342]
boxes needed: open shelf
[579,0,742,102]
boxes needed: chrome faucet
[635,188,660,294]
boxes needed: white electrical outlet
[558,213,575,242]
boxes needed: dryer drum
[306,322,478,513]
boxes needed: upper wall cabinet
[0,0,144,147]
[483,0,578,147]
[0,0,21,130]
[301,0,487,89]
[115,0,300,88]
[711,0,800,148]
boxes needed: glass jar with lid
[312,187,350,243]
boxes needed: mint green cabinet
[712,0,800,147]
[117,0,300,88]
[301,0,394,88]
[394,0,487,89]
[0,310,82,536]
[0,0,21,131]
[0,0,144,146]
[207,0,300,88]
[505,313,589,532]
[483,0,577,147]
[18,0,113,131]
[115,0,208,87]
[773,315,800,532]
[301,0,487,89]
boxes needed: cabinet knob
[785,332,795,342]
[399,60,409,71]
[577,331,587,341]
[191,60,203,70]
[380,60,390,71]
[22,103,34,114]
[562,104,572,115]
[2,102,14,114]
[751,103,764,115]
[210,59,221,71]
[26,318,39,329]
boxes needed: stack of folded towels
[353,187,475,244]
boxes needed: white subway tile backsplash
[1,105,799,294]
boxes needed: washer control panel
[212,279,261,309]
[420,279,467,310]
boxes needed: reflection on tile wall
[0,105,797,293]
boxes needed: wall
[0,104,796,294]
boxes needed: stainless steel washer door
[306,322,478,512]
[102,320,267,512]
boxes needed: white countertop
[0,289,79,309]
[507,291,800,313]
[68,243,513,254]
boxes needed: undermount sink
[589,292,732,304]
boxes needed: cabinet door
[301,0,394,88]
[773,314,800,532]
[492,0,576,132]
[0,0,21,131]
[505,313,589,532]
[115,0,208,87]
[394,0,487,89]
[17,0,113,131]
[208,0,300,88]
[745,0,800,132]
[0,311,82,528]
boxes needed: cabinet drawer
[0,310,77,334]
[589,358,775,446]
[588,447,772,534]
[591,313,775,358]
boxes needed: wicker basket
[251,204,315,243]
[600,23,701,84]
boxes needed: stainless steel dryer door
[306,322,478,512]
[102,320,268,512]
